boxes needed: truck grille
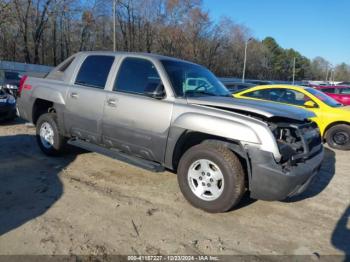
[273,121,322,165]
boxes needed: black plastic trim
[247,146,324,201]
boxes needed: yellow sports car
[234,84,350,150]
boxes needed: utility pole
[113,0,116,51]
[242,38,252,83]
[331,69,335,85]
[292,57,296,85]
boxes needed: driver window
[244,88,314,106]
[114,57,163,95]
[278,89,312,106]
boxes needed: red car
[312,85,350,106]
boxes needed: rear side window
[321,88,336,94]
[243,89,276,99]
[114,57,161,95]
[75,55,114,89]
[339,88,350,94]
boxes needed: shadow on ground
[283,148,336,202]
[331,205,350,258]
[230,191,257,211]
[0,134,79,236]
[0,117,26,126]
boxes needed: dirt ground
[0,119,349,258]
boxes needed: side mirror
[304,100,317,108]
[145,84,166,99]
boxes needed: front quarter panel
[173,112,260,144]
[164,102,282,169]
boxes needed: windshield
[161,60,231,97]
[306,88,343,107]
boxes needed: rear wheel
[36,113,66,156]
[177,142,245,213]
[325,124,350,150]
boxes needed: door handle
[70,92,78,99]
[107,98,117,107]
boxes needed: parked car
[221,81,256,93]
[0,70,21,98]
[313,85,350,106]
[17,52,323,213]
[0,86,16,121]
[234,84,350,150]
[246,80,274,85]
[337,81,350,86]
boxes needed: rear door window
[321,88,336,94]
[243,89,283,100]
[75,55,115,89]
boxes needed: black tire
[36,113,66,156]
[325,124,350,150]
[177,141,245,213]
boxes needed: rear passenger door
[64,55,115,144]
[101,57,173,163]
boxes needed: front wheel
[325,124,350,150]
[177,142,245,213]
[36,113,66,156]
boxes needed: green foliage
[261,37,314,81]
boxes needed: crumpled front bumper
[248,147,324,201]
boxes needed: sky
[202,0,350,65]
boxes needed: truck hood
[186,96,315,121]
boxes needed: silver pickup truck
[17,51,324,213]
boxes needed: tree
[13,0,55,63]
[0,0,349,82]
[0,0,11,27]
[311,57,331,81]
[335,63,350,81]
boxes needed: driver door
[101,57,173,163]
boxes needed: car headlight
[7,96,16,104]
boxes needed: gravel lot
[0,119,349,258]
